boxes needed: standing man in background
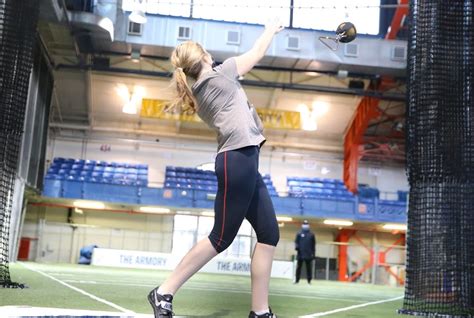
[294,220,316,284]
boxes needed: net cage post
[399,0,474,316]
[0,0,40,288]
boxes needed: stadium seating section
[43,158,407,223]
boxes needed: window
[293,0,380,35]
[128,21,143,35]
[173,214,253,258]
[172,215,197,255]
[178,26,191,40]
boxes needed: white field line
[299,295,404,318]
[62,279,369,303]
[20,262,134,314]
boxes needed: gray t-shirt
[191,58,266,154]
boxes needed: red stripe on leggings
[217,152,228,247]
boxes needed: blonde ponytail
[168,67,197,114]
[168,41,207,114]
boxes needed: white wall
[46,132,408,194]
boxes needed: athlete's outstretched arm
[234,18,284,76]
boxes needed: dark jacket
[295,229,316,260]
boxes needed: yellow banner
[140,99,301,130]
[255,108,301,130]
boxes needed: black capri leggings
[208,146,280,253]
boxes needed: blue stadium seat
[64,158,75,164]
[114,167,125,174]
[104,167,115,173]
[126,168,138,175]
[47,168,59,175]
[138,169,148,175]
[103,172,113,178]
[166,171,176,177]
[136,180,146,186]
[82,164,94,171]
[288,180,299,187]
[50,162,61,169]
[72,164,83,170]
[398,191,408,202]
[53,157,66,163]
[93,166,105,172]
[58,169,69,175]
[91,171,103,178]
[165,181,177,188]
[126,174,138,181]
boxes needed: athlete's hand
[265,17,284,34]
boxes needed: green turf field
[0,262,404,317]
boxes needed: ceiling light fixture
[201,211,215,217]
[73,200,105,210]
[383,223,407,231]
[139,207,171,214]
[276,216,293,222]
[118,85,145,115]
[323,219,353,226]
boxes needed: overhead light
[323,219,353,226]
[311,101,329,116]
[304,71,321,77]
[139,207,171,214]
[116,84,130,101]
[278,222,285,228]
[118,85,145,115]
[276,216,293,222]
[74,208,83,214]
[73,200,105,210]
[383,223,407,231]
[201,211,215,217]
[298,103,317,131]
[122,101,137,114]
[321,167,330,175]
[298,102,329,131]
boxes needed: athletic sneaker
[147,287,174,317]
[248,307,277,318]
